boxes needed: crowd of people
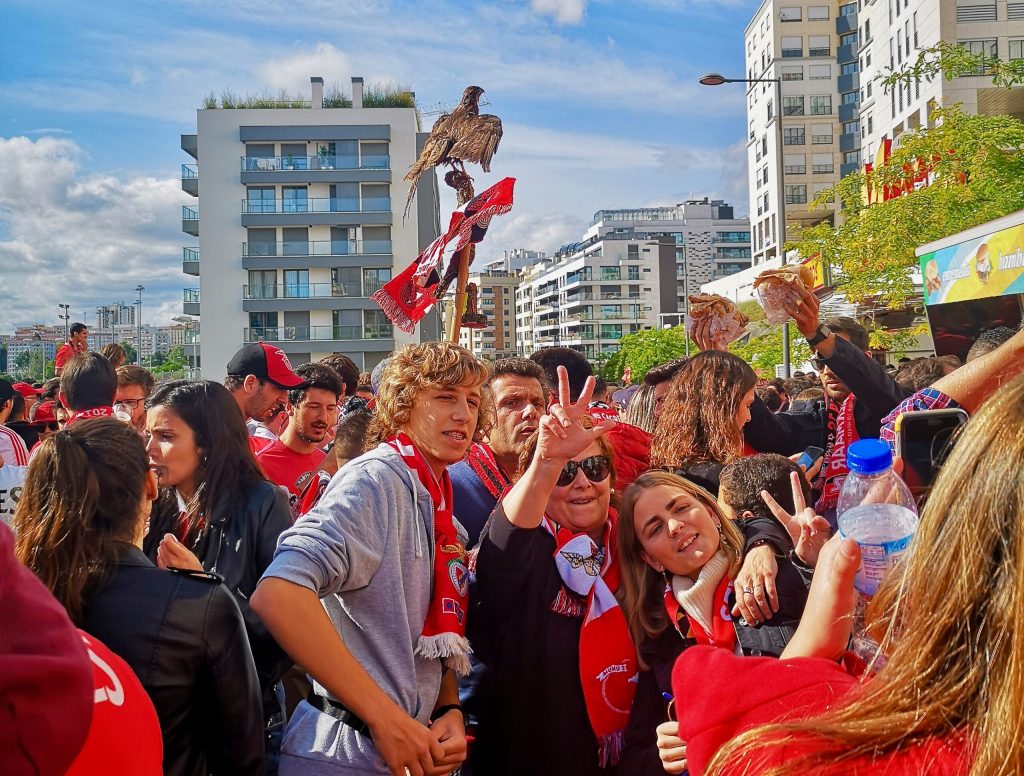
[3,298,1024,776]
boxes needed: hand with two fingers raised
[761,471,832,568]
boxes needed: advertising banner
[919,223,1024,306]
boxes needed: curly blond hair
[366,342,493,448]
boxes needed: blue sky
[0,0,759,330]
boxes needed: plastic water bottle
[836,439,918,667]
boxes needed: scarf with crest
[385,433,472,675]
[543,510,638,766]
[815,393,859,514]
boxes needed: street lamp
[134,285,145,366]
[58,304,70,342]
[700,72,792,377]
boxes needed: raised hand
[691,315,728,352]
[535,365,615,465]
[761,471,832,568]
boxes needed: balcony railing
[181,163,198,179]
[812,164,835,174]
[242,197,391,214]
[182,206,198,220]
[244,283,376,299]
[183,247,199,262]
[242,239,392,257]
[241,155,390,171]
[245,325,394,342]
[184,288,200,303]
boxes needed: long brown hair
[649,351,757,470]
[14,418,150,624]
[708,372,1024,775]
[617,471,744,666]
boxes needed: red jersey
[55,341,85,372]
[257,438,326,497]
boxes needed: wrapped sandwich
[752,264,816,324]
[685,293,750,347]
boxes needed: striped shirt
[0,424,30,466]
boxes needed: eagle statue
[404,85,503,216]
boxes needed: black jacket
[82,544,264,776]
[619,517,809,776]
[144,479,293,715]
[745,336,912,456]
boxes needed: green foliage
[602,327,691,382]
[322,84,353,108]
[728,323,812,378]
[867,323,927,360]
[202,83,413,110]
[790,105,1024,307]
[882,42,1024,93]
[14,350,55,381]
[363,84,416,108]
[120,341,138,364]
[202,92,217,109]
[153,346,187,374]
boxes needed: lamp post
[134,285,145,366]
[700,72,791,377]
[58,304,70,342]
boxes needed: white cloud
[530,0,587,25]
[254,43,355,96]
[0,136,186,330]
[129,67,149,87]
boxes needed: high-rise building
[859,0,1024,165]
[180,76,441,379]
[483,248,547,273]
[745,0,844,264]
[457,269,521,360]
[96,303,135,330]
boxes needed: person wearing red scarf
[472,366,633,776]
[30,352,119,459]
[252,342,491,776]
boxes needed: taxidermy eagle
[404,85,503,216]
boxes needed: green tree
[121,341,138,364]
[153,346,187,374]
[882,42,1024,93]
[603,326,693,383]
[790,105,1024,307]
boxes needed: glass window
[364,310,393,339]
[783,96,805,115]
[839,2,856,16]
[246,187,275,214]
[812,123,833,143]
[282,186,308,213]
[809,5,830,19]
[781,36,803,57]
[810,95,833,114]
[281,144,308,170]
[1011,39,1024,60]
[843,120,861,135]
[627,244,640,260]
[361,142,389,169]
[784,153,806,174]
[283,270,309,298]
[840,32,858,46]
[780,6,802,21]
[248,270,277,299]
[812,153,834,173]
[958,40,998,74]
[784,126,806,145]
[332,310,361,340]
[600,266,621,281]
[841,62,858,75]
[782,65,804,80]
[842,91,859,104]
[785,184,808,204]
[809,35,831,56]
[843,150,862,164]
[363,268,392,296]
[628,265,640,280]
[331,267,361,297]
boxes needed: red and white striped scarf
[65,406,115,427]
[385,433,472,675]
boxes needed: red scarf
[65,406,115,427]
[815,394,859,514]
[465,442,511,501]
[664,575,737,652]
[385,433,472,675]
[544,511,638,766]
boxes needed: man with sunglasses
[734,284,910,527]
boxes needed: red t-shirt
[66,632,163,775]
[55,342,85,372]
[257,438,326,497]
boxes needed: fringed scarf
[544,511,638,766]
[465,442,511,501]
[385,433,472,675]
[815,393,859,514]
[372,177,516,333]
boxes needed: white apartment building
[858,0,1024,163]
[483,248,546,273]
[457,269,521,360]
[181,76,441,380]
[745,0,847,264]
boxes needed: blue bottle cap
[846,438,893,475]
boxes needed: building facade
[181,76,441,380]
[745,0,846,264]
[457,269,521,360]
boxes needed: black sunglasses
[810,357,827,372]
[556,455,612,487]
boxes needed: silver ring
[742,588,754,595]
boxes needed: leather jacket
[82,544,265,776]
[144,479,294,715]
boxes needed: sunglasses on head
[556,455,611,487]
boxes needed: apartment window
[282,186,308,213]
[839,2,856,15]
[809,35,831,57]
[761,165,770,186]
[810,95,832,114]
[755,142,762,161]
[812,183,836,202]
[364,309,393,339]
[249,312,278,339]
[841,62,858,75]
[783,96,805,115]
[958,40,998,74]
[767,99,775,121]
[1011,39,1024,59]
[812,123,833,143]
[246,187,275,214]
[781,36,803,57]
[809,5,830,19]
[810,63,832,79]
[331,267,361,297]
[749,120,756,140]
[812,153,835,173]
[843,120,860,135]
[864,19,872,42]
[843,150,862,165]
[866,49,872,66]
[784,153,807,174]
[842,90,860,104]
[868,115,873,133]
[913,12,919,47]
[867,81,873,97]
[762,136,769,157]
[780,6,802,21]
[897,29,903,63]
[601,266,621,281]
[281,270,309,299]
[763,192,770,212]
[784,126,806,145]
[782,65,804,80]
[956,1,997,22]
[785,184,808,204]
[248,270,277,299]
[628,265,640,280]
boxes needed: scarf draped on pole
[385,433,472,675]
[372,177,516,333]
[544,510,638,766]
[814,393,859,514]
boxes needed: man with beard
[258,363,343,498]
[736,284,910,527]
[224,342,308,454]
[450,358,547,550]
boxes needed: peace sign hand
[536,365,615,464]
[761,471,832,568]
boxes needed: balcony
[242,239,392,257]
[835,12,857,34]
[180,134,197,160]
[183,288,200,316]
[839,132,859,153]
[840,161,861,178]
[838,102,859,122]
[182,247,199,276]
[241,154,390,172]
[837,43,857,63]
[181,164,198,197]
[244,325,394,345]
[838,72,860,93]
[182,206,198,236]
[242,197,391,215]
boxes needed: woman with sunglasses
[472,366,629,776]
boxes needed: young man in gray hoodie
[252,342,492,776]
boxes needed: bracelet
[748,538,786,557]
[430,703,464,722]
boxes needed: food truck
[916,209,1024,360]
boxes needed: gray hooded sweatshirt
[263,443,464,775]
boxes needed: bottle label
[841,531,913,596]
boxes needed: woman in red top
[673,373,1024,775]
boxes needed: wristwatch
[806,324,832,348]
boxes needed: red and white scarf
[815,394,859,514]
[544,511,638,766]
[385,433,472,675]
[465,442,511,501]
[663,552,737,652]
[65,406,115,427]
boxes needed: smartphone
[894,408,969,502]
[796,446,824,470]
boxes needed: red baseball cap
[31,401,59,425]
[11,382,41,399]
[226,342,308,389]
